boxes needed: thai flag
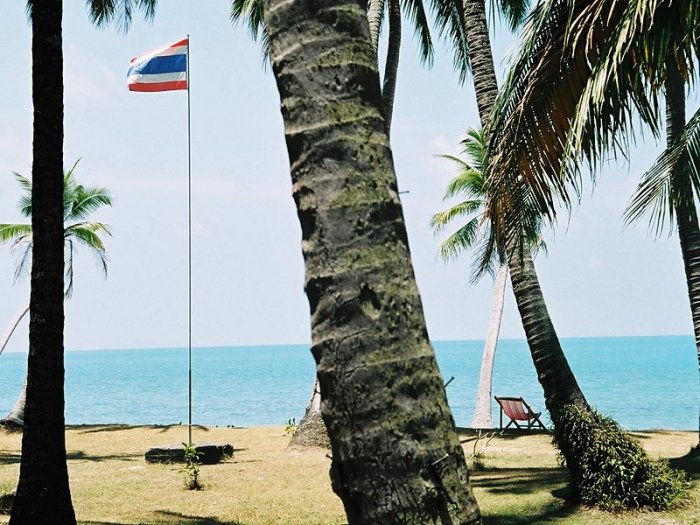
[128,38,188,92]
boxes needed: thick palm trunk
[381,0,401,136]
[666,64,700,443]
[461,0,499,127]
[471,263,507,428]
[264,0,481,521]
[10,1,76,523]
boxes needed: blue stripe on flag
[128,55,186,77]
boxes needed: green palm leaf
[87,0,157,33]
[230,0,270,63]
[0,224,32,244]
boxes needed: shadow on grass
[80,511,245,525]
[471,466,567,496]
[0,453,21,465]
[482,501,578,524]
[70,424,210,435]
[66,450,142,463]
[670,445,700,480]
[457,428,551,440]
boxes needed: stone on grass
[145,443,233,465]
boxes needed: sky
[0,1,695,353]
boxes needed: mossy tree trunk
[264,0,481,521]
[10,1,76,523]
[666,63,700,445]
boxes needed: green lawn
[0,425,697,524]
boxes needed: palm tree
[10,2,155,522]
[431,128,545,428]
[264,0,481,520]
[484,0,700,442]
[480,0,694,506]
[0,163,112,428]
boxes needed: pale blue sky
[0,1,694,353]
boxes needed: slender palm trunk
[461,0,498,127]
[289,378,330,448]
[3,378,28,428]
[382,0,401,136]
[0,303,29,358]
[471,263,507,428]
[10,1,76,523]
[264,0,481,521]
[666,63,700,444]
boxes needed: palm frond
[431,200,483,232]
[443,172,484,200]
[66,222,112,251]
[12,172,32,217]
[0,224,32,244]
[231,0,271,64]
[403,0,434,66]
[429,0,470,84]
[86,0,157,33]
[491,0,531,31]
[624,106,700,236]
[436,218,482,261]
[67,186,113,221]
[13,241,32,284]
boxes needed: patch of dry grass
[0,425,696,524]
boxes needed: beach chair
[494,396,547,430]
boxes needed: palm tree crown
[0,160,112,298]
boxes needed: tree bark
[665,63,700,444]
[461,0,499,127]
[381,0,401,137]
[471,263,507,428]
[10,1,76,523]
[289,378,330,448]
[264,0,481,521]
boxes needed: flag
[128,38,188,92]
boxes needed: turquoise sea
[0,336,697,430]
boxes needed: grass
[0,425,697,524]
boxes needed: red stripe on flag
[128,81,188,92]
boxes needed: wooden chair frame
[494,396,547,430]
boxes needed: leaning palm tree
[481,0,694,507]
[432,128,544,428]
[263,0,482,520]
[0,162,112,428]
[10,2,155,523]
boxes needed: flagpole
[186,34,193,446]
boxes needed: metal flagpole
[186,34,193,446]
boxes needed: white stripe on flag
[128,71,186,84]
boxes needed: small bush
[553,404,690,510]
[180,442,203,491]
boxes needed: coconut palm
[10,2,155,522]
[263,0,482,520]
[483,0,700,445]
[432,128,546,428]
[0,162,112,428]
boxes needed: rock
[0,492,14,515]
[144,443,233,465]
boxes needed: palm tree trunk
[382,0,401,136]
[666,63,700,444]
[10,1,76,523]
[471,263,507,428]
[3,377,28,428]
[461,0,499,127]
[0,303,29,358]
[289,378,330,448]
[264,0,481,521]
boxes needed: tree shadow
[80,512,246,525]
[471,466,567,496]
[481,501,578,524]
[457,427,552,440]
[669,445,700,480]
[70,424,210,435]
[0,453,21,465]
[66,450,142,463]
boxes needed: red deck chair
[494,396,547,430]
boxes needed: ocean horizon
[0,335,697,430]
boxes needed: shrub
[552,404,689,510]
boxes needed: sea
[0,336,697,430]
